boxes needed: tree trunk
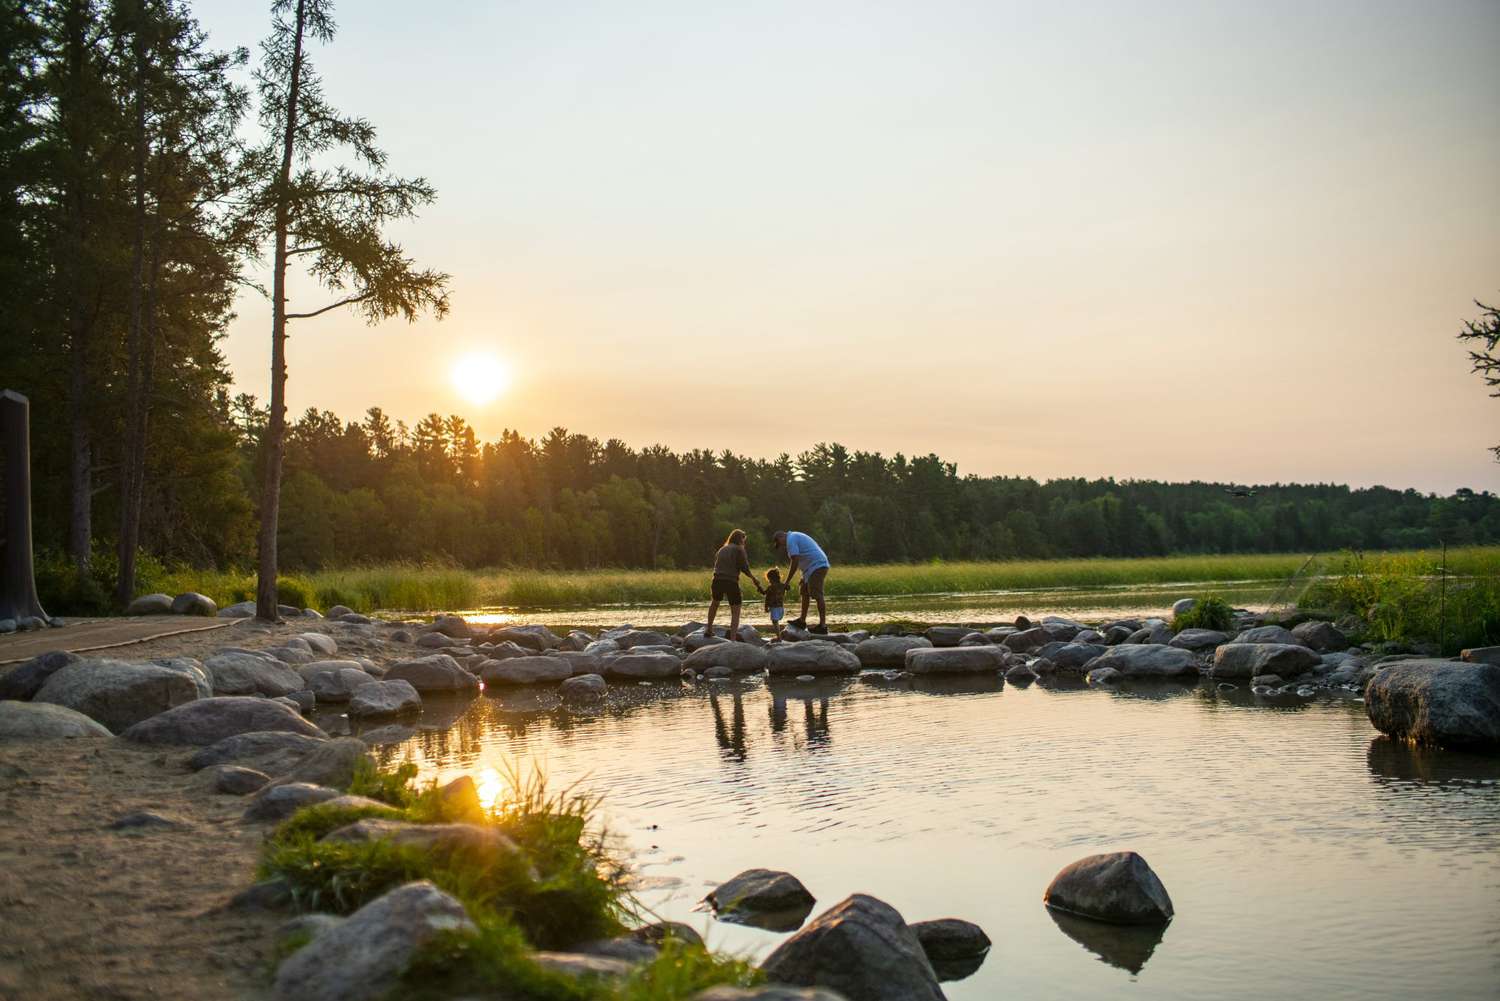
[255,0,306,621]
[116,10,149,609]
[62,0,91,575]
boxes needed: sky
[194,0,1500,494]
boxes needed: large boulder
[604,652,683,680]
[549,651,605,676]
[1124,622,1173,645]
[1168,629,1228,651]
[490,624,560,651]
[854,636,932,669]
[122,697,328,745]
[761,894,944,1001]
[217,600,257,618]
[611,629,674,650]
[922,627,970,648]
[299,662,377,703]
[427,614,471,639]
[1079,645,1197,678]
[479,656,572,685]
[242,782,342,823]
[560,674,607,700]
[0,700,112,739]
[767,642,861,676]
[263,737,367,791]
[299,633,339,657]
[188,730,328,771]
[1044,851,1174,925]
[125,592,173,616]
[1045,643,1108,672]
[684,643,771,673]
[170,592,218,617]
[1291,620,1349,653]
[384,654,481,693]
[321,819,519,862]
[0,650,82,700]
[1001,627,1051,653]
[34,658,203,733]
[151,657,214,699]
[273,881,476,1001]
[479,641,536,662]
[1365,660,1500,750]
[1235,624,1298,645]
[904,647,1006,675]
[347,680,421,718]
[1209,643,1321,679]
[203,651,304,698]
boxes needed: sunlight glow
[450,352,511,406]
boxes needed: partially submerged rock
[480,656,572,685]
[1043,851,1174,925]
[1210,643,1321,679]
[347,679,421,718]
[767,642,861,676]
[1365,659,1500,750]
[854,636,932,669]
[761,894,944,1001]
[1080,644,1197,678]
[708,869,816,918]
[384,654,480,693]
[604,652,684,680]
[903,646,1006,675]
[560,673,607,700]
[684,643,771,673]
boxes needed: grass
[149,547,1500,615]
[1171,595,1235,632]
[262,760,759,1000]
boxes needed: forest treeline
[2,1,1497,611]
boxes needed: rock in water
[708,869,816,917]
[903,647,1007,675]
[1043,851,1174,925]
[273,881,476,1001]
[383,654,481,693]
[347,679,421,718]
[761,894,944,1001]
[560,674,607,700]
[0,701,112,739]
[490,624,561,651]
[604,652,683,680]
[909,918,990,961]
[1209,643,1321,679]
[122,697,328,745]
[854,636,932,669]
[1365,659,1500,750]
[1168,628,1228,651]
[1079,645,1197,678]
[693,989,849,1000]
[264,737,367,791]
[766,642,861,676]
[1291,619,1349,652]
[1234,624,1298,645]
[684,643,770,673]
[34,658,204,733]
[1043,643,1108,672]
[479,656,572,685]
[922,626,970,648]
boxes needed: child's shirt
[763,581,788,610]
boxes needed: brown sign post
[1,390,50,626]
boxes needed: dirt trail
[0,738,281,1000]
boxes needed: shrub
[1173,595,1233,632]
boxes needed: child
[763,567,790,632]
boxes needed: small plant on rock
[1172,595,1234,632]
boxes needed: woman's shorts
[711,578,743,606]
[769,607,785,623]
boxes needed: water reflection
[710,901,815,933]
[930,952,989,983]
[1366,737,1500,786]
[1047,907,1167,974]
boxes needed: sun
[450,352,511,406]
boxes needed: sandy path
[0,738,282,1000]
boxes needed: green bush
[1173,595,1234,632]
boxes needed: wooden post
[1,390,51,625]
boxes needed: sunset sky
[195,0,1500,493]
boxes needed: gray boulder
[480,641,536,662]
[1168,629,1228,651]
[321,819,519,862]
[605,652,684,680]
[1462,646,1500,666]
[35,658,204,733]
[1044,851,1174,925]
[125,592,173,615]
[123,696,327,745]
[708,869,816,917]
[347,680,421,718]
[170,592,218,616]
[0,700,112,739]
[1002,627,1051,653]
[767,642,861,676]
[210,764,271,795]
[1171,597,1196,617]
[150,657,214,699]
[261,737,368,792]
[922,626,970,648]
[1046,643,1108,672]
[1080,645,1197,678]
[327,605,355,620]
[428,614,471,639]
[204,651,304,698]
[1291,620,1349,653]
[909,918,990,962]
[384,654,481,693]
[560,674,607,700]
[1235,624,1298,645]
[189,730,328,771]
[243,782,341,823]
[613,629,674,650]
[1088,666,1123,685]
[761,894,943,1001]
[217,600,257,618]
[1125,623,1173,645]
[549,651,605,676]
[357,724,417,746]
[583,639,622,657]
[854,636,932,669]
[480,656,572,685]
[415,632,459,650]
[1365,660,1500,750]
[299,633,339,656]
[1210,643,1321,679]
[684,643,771,673]
[299,662,376,703]
[904,647,1006,675]
[0,650,82,700]
[491,624,561,651]
[561,629,595,651]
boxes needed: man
[773,529,831,634]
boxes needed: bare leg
[799,583,811,624]
[729,602,741,640]
[815,591,827,627]
[705,596,720,636]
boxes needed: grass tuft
[1172,595,1234,632]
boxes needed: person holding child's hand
[704,529,762,642]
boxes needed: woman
[704,529,764,642]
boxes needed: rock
[210,764,271,795]
[693,989,849,1001]
[576,935,661,964]
[217,600,256,618]
[612,629,674,650]
[685,632,729,652]
[1250,674,1284,688]
[922,626,970,648]
[428,614,471,639]
[761,894,943,1001]
[1168,629,1228,651]
[272,881,476,1001]
[415,631,458,650]
[1171,597,1196,617]
[549,651,605,676]
[327,605,355,619]
[491,624,561,651]
[1079,645,1198,678]
[0,700,112,739]
[321,819,519,864]
[1029,657,1057,675]
[909,918,990,962]
[125,592,173,616]
[583,639,621,657]
[266,737,367,791]
[1209,643,1321,679]
[203,651,304,698]
[302,608,323,619]
[767,642,861,676]
[109,809,188,830]
[1043,851,1174,925]
[1103,625,1133,645]
[189,730,328,771]
[167,591,217,617]
[0,650,82,700]
[1125,623,1173,645]
[684,643,771,673]
[266,644,319,665]
[904,647,1006,675]
[480,655,573,685]
[1001,627,1051,653]
[604,652,684,680]
[1235,624,1298,645]
[1462,646,1500,666]
[243,782,341,822]
[708,869,816,917]
[347,679,421,718]
[480,641,536,663]
[854,636,932,669]
[737,625,769,646]
[150,657,214,699]
[1365,659,1500,750]
[384,654,481,693]
[123,697,328,746]
[300,662,378,703]
[561,629,595,651]
[436,776,484,821]
[357,724,417,745]
[1039,617,1085,641]
[1291,620,1349,653]
[338,613,372,625]
[532,951,634,980]
[278,913,345,943]
[1087,667,1122,685]
[1045,643,1108,672]
[1004,664,1036,683]
[299,633,339,656]
[561,674,607,700]
[34,658,204,733]
[1073,629,1105,644]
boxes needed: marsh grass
[1172,595,1235,632]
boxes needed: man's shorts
[711,578,743,606]
[803,565,829,597]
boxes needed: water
[442,578,1286,629]
[332,677,1500,1000]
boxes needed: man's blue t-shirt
[786,531,830,574]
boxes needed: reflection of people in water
[768,690,831,747]
[709,690,748,761]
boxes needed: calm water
[328,676,1500,1000]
